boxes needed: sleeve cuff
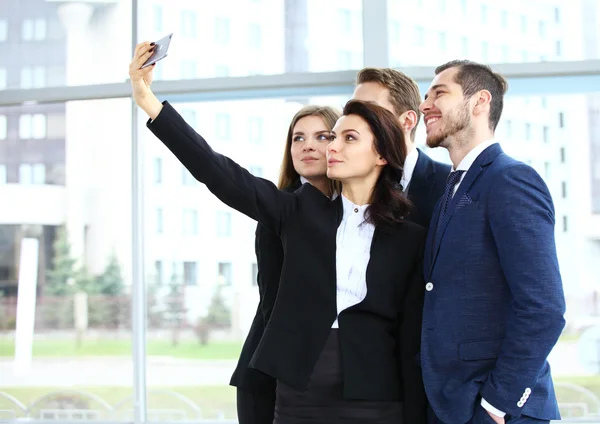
[481,398,506,418]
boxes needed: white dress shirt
[400,148,419,193]
[331,195,374,328]
[449,139,505,418]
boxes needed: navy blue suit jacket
[422,143,566,423]
[407,148,451,229]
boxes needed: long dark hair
[342,100,412,227]
[278,105,341,196]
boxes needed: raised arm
[129,42,297,231]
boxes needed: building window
[0,115,6,139]
[390,21,401,45]
[0,165,6,184]
[215,65,230,77]
[543,126,549,143]
[544,162,550,179]
[554,7,560,23]
[156,208,163,233]
[19,114,46,139]
[480,5,488,23]
[251,263,258,286]
[558,112,565,128]
[438,32,446,50]
[21,66,45,88]
[560,147,566,164]
[562,216,567,232]
[216,113,231,140]
[154,5,163,32]
[19,163,45,184]
[248,24,262,49]
[181,11,197,37]
[500,11,508,28]
[561,181,567,199]
[217,262,232,286]
[482,41,489,61]
[154,260,163,285]
[538,21,546,37]
[183,209,199,235]
[339,9,352,33]
[0,68,6,89]
[524,123,531,140]
[0,20,7,42]
[154,157,162,184]
[337,50,352,69]
[249,166,263,177]
[520,16,527,33]
[22,19,46,41]
[415,26,425,46]
[505,120,512,137]
[183,261,198,286]
[214,17,230,44]
[461,37,468,56]
[217,211,232,237]
[555,40,562,57]
[249,117,263,143]
[180,61,197,79]
[182,166,197,186]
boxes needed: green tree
[204,285,230,328]
[96,252,124,296]
[45,226,77,296]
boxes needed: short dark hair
[435,60,508,131]
[356,68,422,141]
[342,100,412,228]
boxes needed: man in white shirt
[352,68,451,228]
[419,60,565,424]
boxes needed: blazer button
[426,282,434,291]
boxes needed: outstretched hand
[129,42,163,119]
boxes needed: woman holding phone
[231,104,341,424]
[129,42,427,424]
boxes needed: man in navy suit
[419,60,566,424]
[353,68,451,228]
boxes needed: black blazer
[406,149,451,229]
[148,102,428,423]
[230,180,301,390]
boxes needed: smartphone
[140,33,173,69]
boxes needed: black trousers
[237,386,276,424]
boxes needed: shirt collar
[453,139,498,172]
[341,194,369,224]
[400,148,419,192]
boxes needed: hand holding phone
[140,33,173,69]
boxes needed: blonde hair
[278,105,341,196]
[356,68,422,140]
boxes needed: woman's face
[326,114,386,183]
[290,115,331,179]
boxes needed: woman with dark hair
[129,43,427,424]
[231,105,341,424]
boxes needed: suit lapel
[427,143,503,276]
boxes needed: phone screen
[141,33,173,69]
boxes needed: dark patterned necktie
[435,170,465,235]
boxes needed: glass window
[0,115,6,139]
[248,23,261,49]
[216,211,231,237]
[215,113,231,140]
[183,261,198,286]
[217,262,232,286]
[0,19,7,42]
[22,19,33,40]
[181,10,197,37]
[19,163,32,184]
[214,17,230,44]
[153,157,162,184]
[183,209,199,235]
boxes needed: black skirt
[274,329,404,424]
